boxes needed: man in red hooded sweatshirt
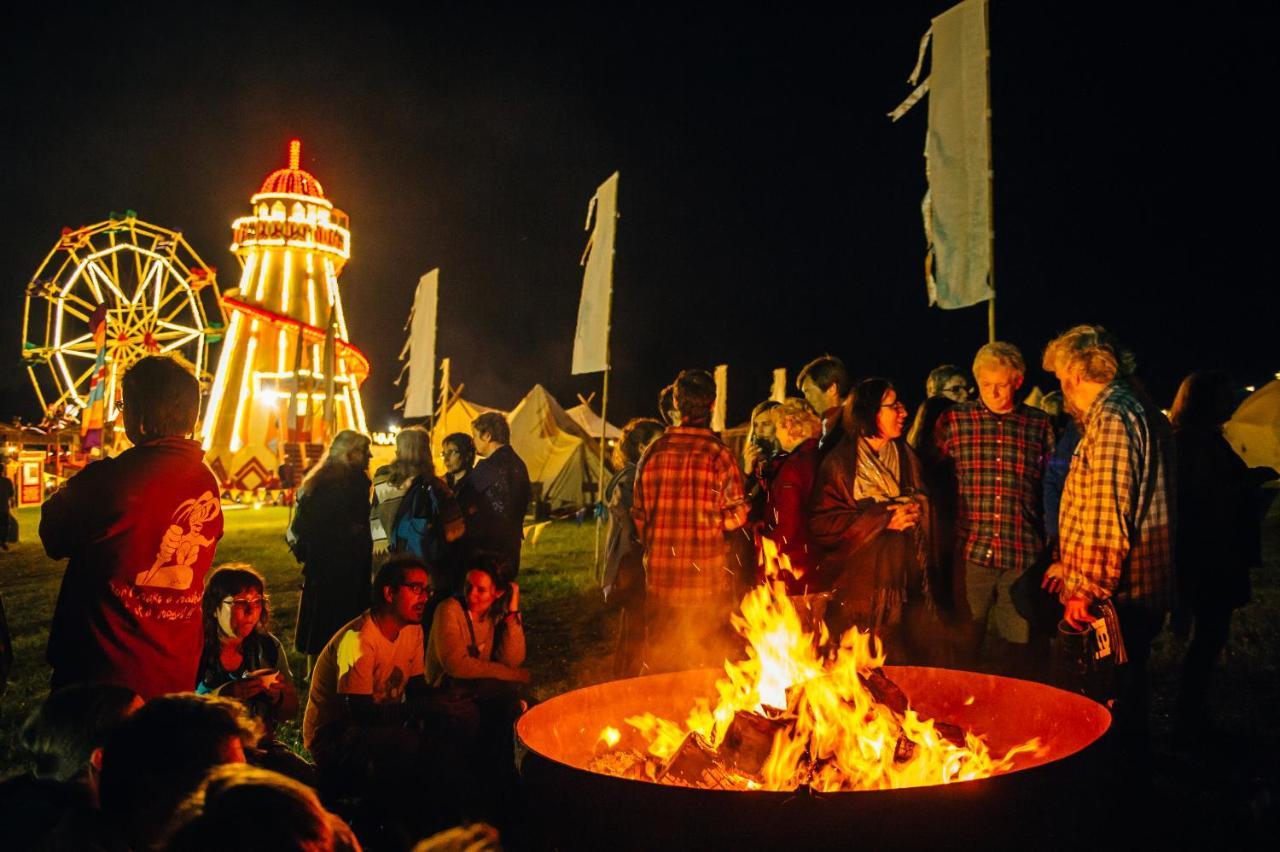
[41,356,224,698]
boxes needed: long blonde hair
[387,427,434,487]
[299,430,369,494]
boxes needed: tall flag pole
[573,171,620,570]
[889,0,995,341]
[400,269,439,420]
[80,304,108,451]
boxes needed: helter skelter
[201,140,369,490]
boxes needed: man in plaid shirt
[1042,325,1174,746]
[935,342,1054,674]
[633,369,747,672]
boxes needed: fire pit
[519,545,1113,849]
[517,667,1112,850]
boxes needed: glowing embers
[590,540,1042,792]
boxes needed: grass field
[2,502,1279,838]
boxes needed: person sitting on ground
[162,763,360,852]
[0,683,141,850]
[762,398,823,594]
[40,355,225,698]
[303,557,470,837]
[603,418,666,677]
[925,364,971,404]
[467,412,532,580]
[196,564,311,781]
[425,560,528,834]
[97,693,263,851]
[809,379,932,658]
[425,563,528,687]
[797,355,852,458]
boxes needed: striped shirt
[1058,381,1175,607]
[632,426,748,604]
[935,402,1054,572]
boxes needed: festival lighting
[22,217,224,425]
[201,140,369,490]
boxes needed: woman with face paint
[196,565,304,741]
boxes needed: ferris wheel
[21,214,225,419]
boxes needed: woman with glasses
[810,378,933,658]
[195,565,314,781]
[196,565,297,725]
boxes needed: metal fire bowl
[517,667,1112,851]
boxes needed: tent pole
[594,366,609,578]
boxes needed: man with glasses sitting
[303,556,472,836]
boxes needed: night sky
[2,2,1275,430]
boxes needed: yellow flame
[623,536,1040,791]
[598,726,621,748]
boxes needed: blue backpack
[391,480,444,563]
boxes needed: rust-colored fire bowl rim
[517,665,1111,791]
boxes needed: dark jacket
[293,463,372,654]
[464,444,531,580]
[809,436,931,633]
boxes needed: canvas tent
[429,394,501,462]
[566,397,621,441]
[1225,380,1280,472]
[507,384,601,511]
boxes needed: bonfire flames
[591,539,1042,792]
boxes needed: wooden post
[984,0,996,343]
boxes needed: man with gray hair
[935,342,1054,676]
[1041,325,1173,752]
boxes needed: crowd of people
[4,320,1276,848]
[6,355,525,849]
[606,325,1277,777]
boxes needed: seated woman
[425,561,529,829]
[196,565,309,780]
[809,378,931,658]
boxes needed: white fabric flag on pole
[402,269,439,418]
[771,368,787,403]
[712,364,728,433]
[572,172,619,375]
[890,0,992,309]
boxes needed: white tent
[507,384,600,510]
[430,394,501,462]
[1225,380,1280,471]
[566,396,621,441]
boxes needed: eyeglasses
[399,581,431,597]
[441,449,461,458]
[880,400,908,412]
[221,596,265,613]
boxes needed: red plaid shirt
[935,401,1055,572]
[632,426,748,604]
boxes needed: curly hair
[1042,324,1137,383]
[613,418,665,469]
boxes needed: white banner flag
[890,0,992,309]
[572,172,619,375]
[712,364,728,433]
[771,368,787,403]
[402,270,438,418]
